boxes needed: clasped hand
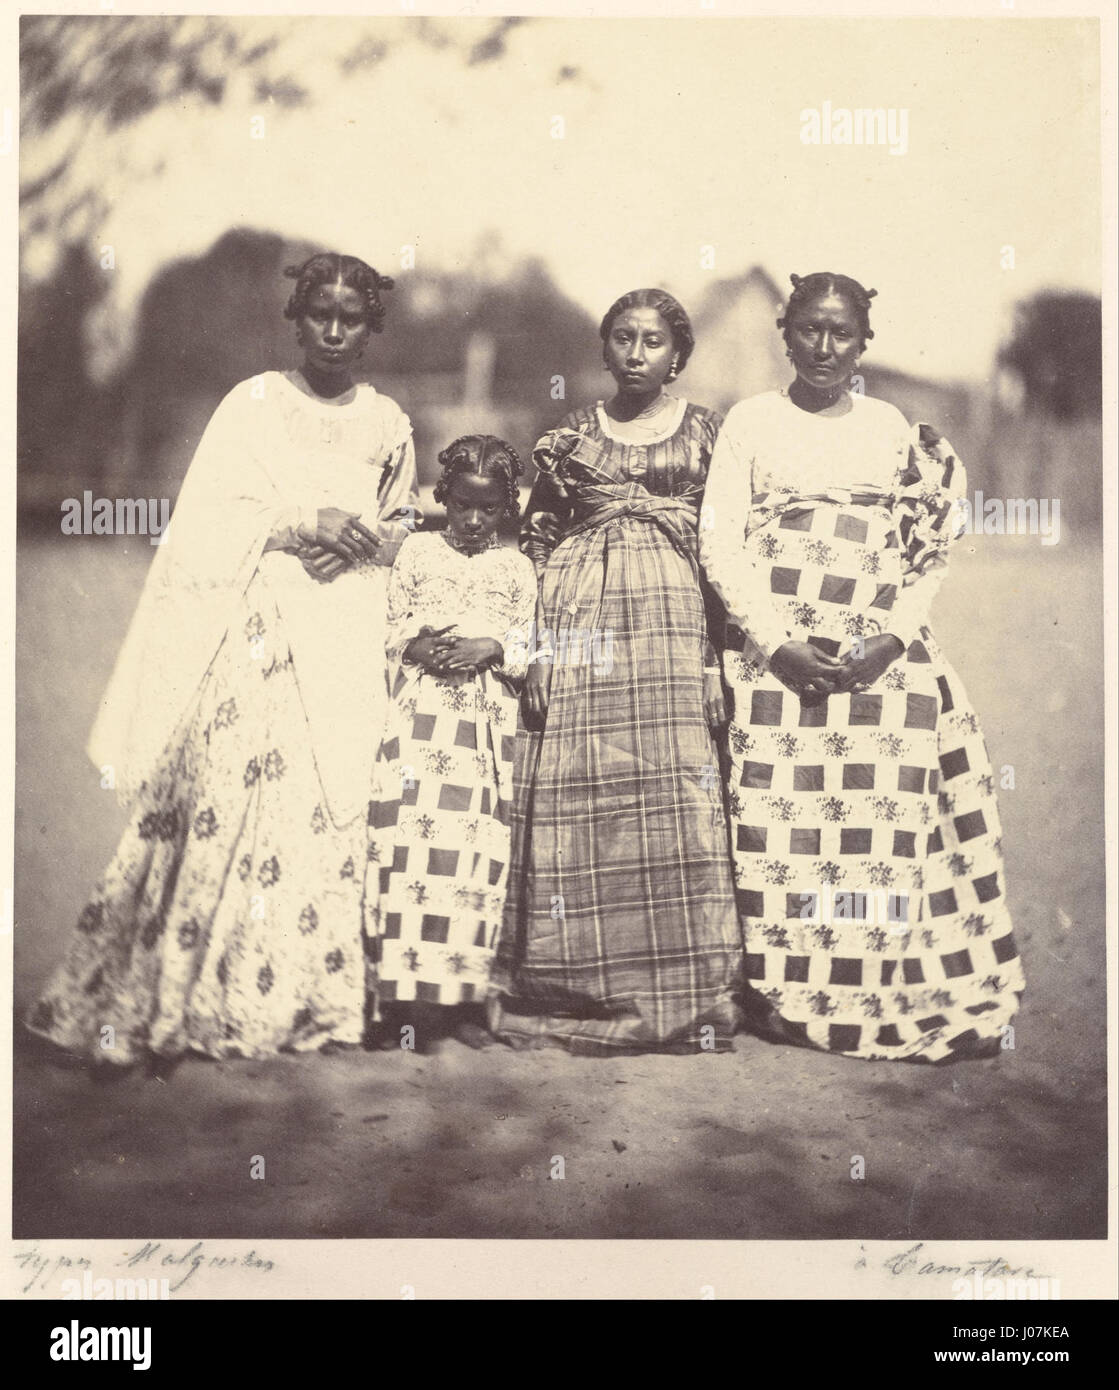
[297,507,382,582]
[769,634,904,699]
[406,628,503,677]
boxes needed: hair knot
[775,271,877,345]
[283,252,393,333]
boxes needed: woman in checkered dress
[699,272,1025,1061]
[489,289,743,1054]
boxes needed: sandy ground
[12,531,1108,1240]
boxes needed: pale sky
[23,13,1101,383]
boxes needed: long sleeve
[383,534,425,666]
[519,465,572,575]
[883,554,950,651]
[369,435,422,567]
[263,503,318,553]
[698,406,794,662]
[669,407,727,665]
[884,424,968,649]
[489,554,540,682]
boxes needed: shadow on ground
[12,534,1108,1240]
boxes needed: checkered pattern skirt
[490,516,743,1054]
[365,666,519,1008]
[725,498,1024,1060]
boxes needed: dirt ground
[11,532,1108,1240]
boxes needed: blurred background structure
[18,13,1102,528]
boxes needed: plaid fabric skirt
[490,518,743,1054]
[365,666,519,1008]
[725,499,1024,1061]
[24,575,368,1064]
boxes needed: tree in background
[997,291,1102,420]
[18,14,593,512]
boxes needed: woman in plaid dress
[699,272,1025,1061]
[490,289,743,1054]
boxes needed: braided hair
[599,287,695,377]
[434,435,525,520]
[283,252,394,333]
[777,272,877,349]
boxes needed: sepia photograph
[4,0,1113,1308]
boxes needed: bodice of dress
[385,531,538,680]
[262,371,417,533]
[520,399,723,570]
[700,390,966,659]
[88,372,419,819]
[741,389,911,499]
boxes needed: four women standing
[27,257,1023,1066]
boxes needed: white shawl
[88,372,419,827]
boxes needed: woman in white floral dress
[365,436,536,1049]
[26,252,421,1067]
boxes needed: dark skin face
[603,307,677,420]
[785,291,864,414]
[443,472,505,550]
[281,276,396,587]
[770,287,904,695]
[406,472,507,677]
[295,280,372,398]
[288,280,380,579]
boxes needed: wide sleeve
[519,429,577,574]
[698,404,794,662]
[368,412,423,567]
[383,534,429,667]
[88,379,296,804]
[884,423,968,649]
[263,501,319,553]
[687,409,728,664]
[490,553,540,683]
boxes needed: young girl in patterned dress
[700,272,1025,1062]
[365,436,536,1050]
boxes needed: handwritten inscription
[13,1240,274,1295]
[870,1243,1052,1283]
